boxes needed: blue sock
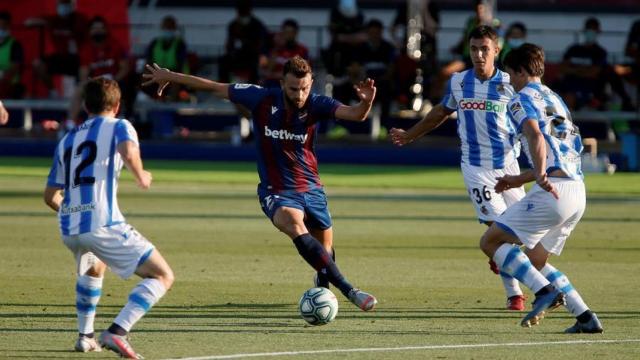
[293,234,353,297]
[316,247,334,288]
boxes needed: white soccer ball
[298,287,338,325]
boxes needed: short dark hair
[89,15,106,27]
[83,77,121,114]
[161,15,177,29]
[503,43,545,77]
[507,22,527,36]
[367,19,384,30]
[0,11,11,23]
[282,18,298,30]
[584,17,600,32]
[468,25,498,43]
[283,55,312,78]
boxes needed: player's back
[49,116,137,235]
[511,82,583,180]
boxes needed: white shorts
[496,178,586,255]
[62,223,155,279]
[461,162,526,223]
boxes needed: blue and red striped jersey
[229,83,342,193]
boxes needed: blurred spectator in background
[262,19,309,88]
[80,17,129,83]
[145,15,188,101]
[323,0,366,79]
[619,20,640,108]
[0,11,25,99]
[450,0,493,70]
[557,17,635,111]
[219,0,270,84]
[431,0,495,102]
[68,16,131,123]
[27,0,88,98]
[391,0,440,106]
[355,19,396,123]
[499,22,526,68]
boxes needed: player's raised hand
[142,63,171,96]
[389,127,413,146]
[494,175,522,193]
[354,78,376,104]
[0,103,8,125]
[535,173,559,199]
[137,170,153,190]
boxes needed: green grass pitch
[0,157,639,359]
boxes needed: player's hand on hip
[354,78,376,104]
[389,128,412,146]
[494,175,520,193]
[535,173,559,199]
[137,170,153,190]
[142,63,171,96]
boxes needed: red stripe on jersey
[256,97,284,191]
[282,108,309,192]
[302,113,321,188]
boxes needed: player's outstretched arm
[118,140,152,190]
[389,104,452,146]
[142,63,230,100]
[522,119,559,199]
[43,186,63,212]
[335,78,376,121]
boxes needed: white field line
[163,338,640,360]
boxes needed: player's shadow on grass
[1,349,82,359]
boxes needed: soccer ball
[298,287,338,325]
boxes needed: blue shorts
[257,186,333,230]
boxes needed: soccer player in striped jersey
[480,43,603,332]
[390,25,526,310]
[143,56,377,311]
[44,78,175,358]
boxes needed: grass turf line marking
[164,339,640,360]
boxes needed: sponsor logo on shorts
[459,99,505,112]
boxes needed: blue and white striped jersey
[507,82,583,180]
[47,116,139,236]
[441,69,519,169]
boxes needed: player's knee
[157,267,175,290]
[479,231,496,256]
[273,216,306,238]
